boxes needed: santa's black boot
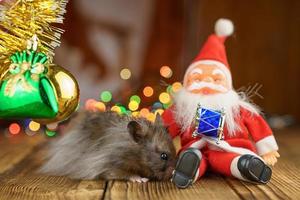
[237,154,272,184]
[171,148,202,189]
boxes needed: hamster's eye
[160,152,168,161]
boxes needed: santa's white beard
[173,88,260,135]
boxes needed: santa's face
[183,64,230,95]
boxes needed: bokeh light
[140,108,150,118]
[128,101,139,111]
[132,111,139,117]
[143,86,154,97]
[23,119,31,127]
[126,110,132,115]
[152,102,163,109]
[120,68,132,80]
[111,105,121,114]
[119,106,127,114]
[155,109,164,116]
[85,99,97,110]
[163,102,172,109]
[166,85,173,94]
[147,113,156,122]
[94,101,106,111]
[160,66,172,78]
[46,123,58,131]
[29,121,40,132]
[159,92,171,104]
[130,95,141,104]
[100,91,112,102]
[9,123,21,135]
[45,129,56,137]
[172,82,182,93]
[25,128,36,136]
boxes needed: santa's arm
[162,106,181,139]
[241,108,279,156]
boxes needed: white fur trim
[255,135,279,156]
[204,138,259,157]
[193,166,200,183]
[189,139,207,149]
[230,156,247,181]
[184,60,232,88]
[215,18,234,37]
[187,136,260,158]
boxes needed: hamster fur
[40,111,176,181]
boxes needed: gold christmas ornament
[35,64,79,124]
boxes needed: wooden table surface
[0,127,299,200]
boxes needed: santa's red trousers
[196,150,238,178]
[181,139,257,180]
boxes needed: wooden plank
[104,128,300,200]
[1,128,299,199]
[0,137,106,200]
[225,161,300,200]
[104,174,241,200]
[0,134,46,174]
[225,128,300,200]
[0,175,105,200]
[274,127,300,165]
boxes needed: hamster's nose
[164,166,175,179]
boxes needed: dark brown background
[60,0,300,121]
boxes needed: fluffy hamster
[40,111,177,181]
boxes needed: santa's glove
[237,154,272,184]
[262,151,280,166]
[171,148,202,189]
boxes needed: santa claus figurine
[162,18,280,189]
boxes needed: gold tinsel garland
[0,0,68,64]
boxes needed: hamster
[40,111,177,182]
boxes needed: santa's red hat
[184,18,234,87]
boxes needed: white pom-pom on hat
[215,18,234,37]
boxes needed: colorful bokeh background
[1,0,299,137]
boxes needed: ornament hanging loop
[27,34,39,51]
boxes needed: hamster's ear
[127,121,145,143]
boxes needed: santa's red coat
[162,105,278,156]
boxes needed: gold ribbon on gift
[4,63,36,97]
[3,35,48,97]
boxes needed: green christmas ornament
[0,1,79,124]
[0,50,59,119]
